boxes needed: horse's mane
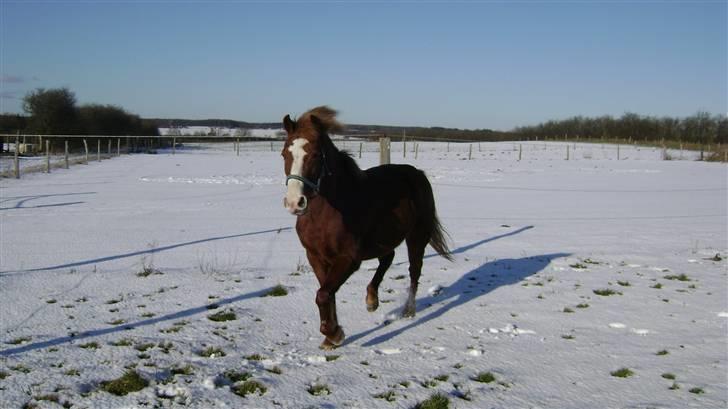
[335,149,365,181]
[298,106,344,134]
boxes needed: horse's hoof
[366,299,379,312]
[402,308,416,318]
[319,327,345,350]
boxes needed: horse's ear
[283,114,295,135]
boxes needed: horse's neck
[322,149,363,201]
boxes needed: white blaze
[285,138,308,212]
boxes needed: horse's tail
[429,214,454,262]
[417,170,454,262]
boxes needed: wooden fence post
[617,144,620,160]
[117,138,121,156]
[46,140,51,173]
[107,139,111,158]
[172,137,176,155]
[380,137,391,165]
[83,139,89,164]
[518,144,522,161]
[14,133,20,179]
[468,144,472,160]
[566,145,570,161]
[403,132,407,158]
[97,139,101,162]
[65,140,69,169]
[415,143,419,160]
[270,141,273,152]
[359,142,362,159]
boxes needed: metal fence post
[14,132,20,179]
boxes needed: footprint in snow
[376,348,401,355]
[630,328,650,336]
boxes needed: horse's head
[281,106,343,216]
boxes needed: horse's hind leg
[366,251,395,312]
[403,235,427,318]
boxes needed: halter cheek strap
[285,149,331,194]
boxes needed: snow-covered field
[0,142,725,408]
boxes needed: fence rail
[1,134,723,179]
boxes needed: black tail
[430,214,454,262]
[416,170,453,262]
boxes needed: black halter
[286,149,331,194]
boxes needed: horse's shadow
[349,252,570,347]
[0,287,275,357]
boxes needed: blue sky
[1,1,725,130]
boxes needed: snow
[1,141,726,408]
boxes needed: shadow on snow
[0,227,291,276]
[350,251,570,347]
[0,287,276,357]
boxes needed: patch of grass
[374,390,397,402]
[46,299,57,304]
[583,258,600,264]
[593,288,620,296]
[0,370,9,379]
[307,383,331,396]
[105,296,123,305]
[136,267,162,277]
[100,370,149,396]
[617,281,631,287]
[393,275,406,280]
[158,341,174,354]
[414,392,450,409]
[244,353,264,361]
[661,373,676,380]
[689,387,704,394]
[576,303,589,308]
[170,365,194,376]
[79,342,100,350]
[107,318,126,326]
[6,336,31,345]
[140,312,156,318]
[421,379,438,388]
[10,365,31,373]
[453,363,464,369]
[434,374,449,382]
[656,349,669,356]
[610,368,634,378]
[266,366,282,375]
[472,371,496,383]
[231,380,267,397]
[651,283,663,289]
[664,273,691,282]
[570,263,587,269]
[109,338,132,347]
[198,347,226,358]
[563,307,575,313]
[262,284,288,297]
[399,380,410,388]
[224,370,252,383]
[63,368,80,376]
[562,334,575,340]
[208,310,237,322]
[325,355,340,362]
[134,343,155,352]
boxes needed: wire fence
[0,133,720,179]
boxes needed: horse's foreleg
[366,251,395,312]
[314,257,359,350]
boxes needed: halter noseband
[286,149,331,194]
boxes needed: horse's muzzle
[284,195,308,216]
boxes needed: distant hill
[145,118,513,141]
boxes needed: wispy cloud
[1,75,26,84]
[1,91,20,100]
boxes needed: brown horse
[281,106,452,349]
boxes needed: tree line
[0,88,158,136]
[513,112,727,145]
